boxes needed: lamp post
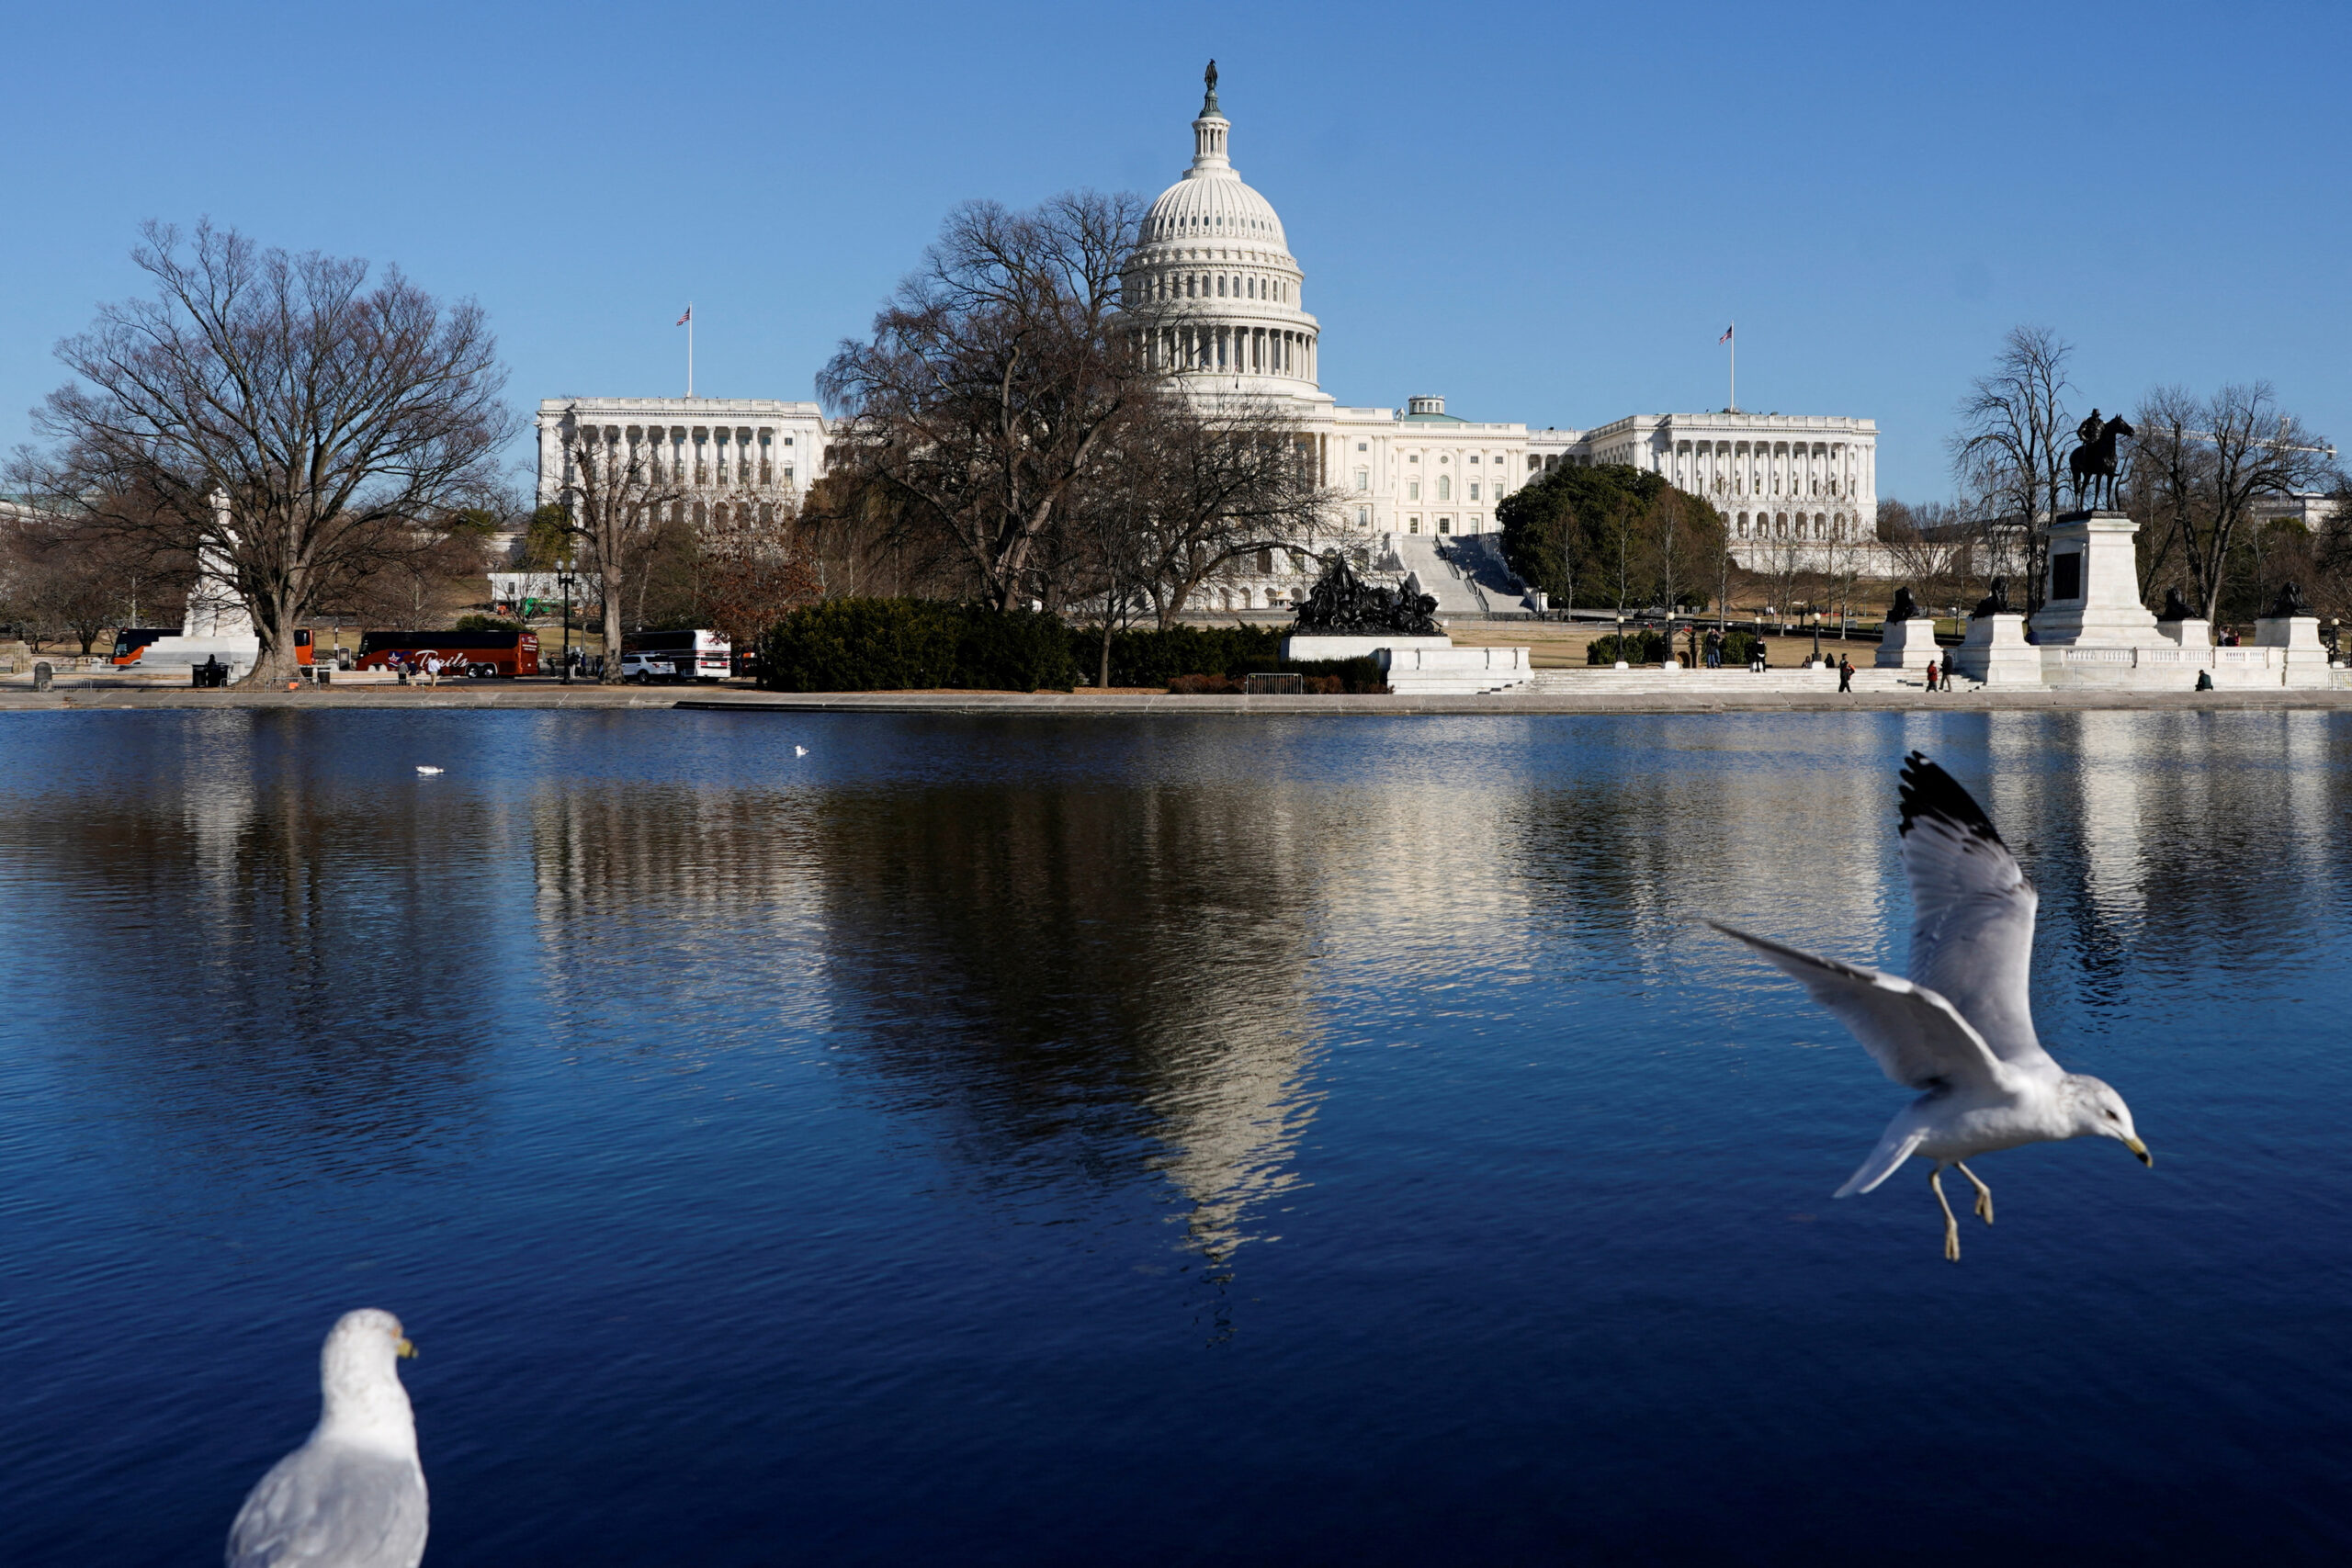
[557,558,577,684]
[1809,604,1823,666]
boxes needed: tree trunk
[601,565,626,683]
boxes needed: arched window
[1737,513,1749,537]
[1775,513,1787,537]
[1437,476,1452,501]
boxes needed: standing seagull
[1713,752,2151,1261]
[227,1309,427,1568]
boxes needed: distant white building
[534,397,824,529]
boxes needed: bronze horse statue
[2068,412,2135,511]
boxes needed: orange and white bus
[356,629,540,678]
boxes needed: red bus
[356,629,539,678]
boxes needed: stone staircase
[1383,532,1493,616]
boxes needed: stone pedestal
[2156,618,2211,649]
[1948,613,2039,687]
[1874,616,1941,669]
[2032,512,2169,649]
[1282,634,1449,663]
[1380,644,1532,694]
[2257,615,2331,689]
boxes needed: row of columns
[1158,322,1316,381]
[560,423,797,491]
[1665,439,1871,505]
[1736,511,1849,540]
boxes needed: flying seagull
[227,1309,427,1568]
[1712,751,2150,1261]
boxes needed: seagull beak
[2124,1136,2151,1167]
[395,1337,419,1359]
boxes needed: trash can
[32,661,52,692]
[315,665,332,685]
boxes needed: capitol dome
[1125,65,1321,394]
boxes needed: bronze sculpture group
[1292,553,1442,637]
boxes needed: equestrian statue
[2067,409,2136,511]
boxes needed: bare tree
[25,221,512,683]
[546,411,692,682]
[1880,499,1976,620]
[820,192,1155,612]
[1117,390,1333,627]
[1950,326,2073,612]
[2131,383,2333,623]
[699,499,821,650]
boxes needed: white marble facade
[533,73,1879,611]
[535,397,824,529]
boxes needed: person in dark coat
[1838,655,1854,693]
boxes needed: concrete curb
[6,685,2352,716]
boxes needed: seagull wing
[1708,922,2005,1095]
[1897,752,2053,1071]
[227,1440,428,1568]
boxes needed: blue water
[3,709,2348,1563]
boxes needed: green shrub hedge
[758,600,1391,694]
[758,599,1078,692]
[1586,630,1672,666]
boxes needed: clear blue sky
[5,0,2347,502]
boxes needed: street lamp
[556,556,578,684]
[1809,604,1823,666]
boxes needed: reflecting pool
[3,709,2349,1563]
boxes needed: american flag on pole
[676,306,692,326]
[1719,323,1734,344]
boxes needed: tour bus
[113,626,312,670]
[619,628,731,682]
[355,628,540,678]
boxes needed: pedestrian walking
[1925,658,1939,693]
[392,652,411,686]
[421,652,442,688]
[1838,655,1854,693]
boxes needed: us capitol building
[538,68,1877,611]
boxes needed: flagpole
[1728,321,1736,413]
[687,303,695,399]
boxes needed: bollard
[32,660,52,692]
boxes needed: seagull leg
[1955,1161,1994,1225]
[1930,1167,1961,1262]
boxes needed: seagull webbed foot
[1956,1161,1994,1226]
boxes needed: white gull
[227,1309,427,1568]
[1713,751,2151,1261]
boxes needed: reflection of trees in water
[1514,751,1888,964]
[0,728,505,1179]
[1511,714,2350,1038]
[2018,711,2349,1018]
[810,784,1325,1264]
[526,787,827,1035]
